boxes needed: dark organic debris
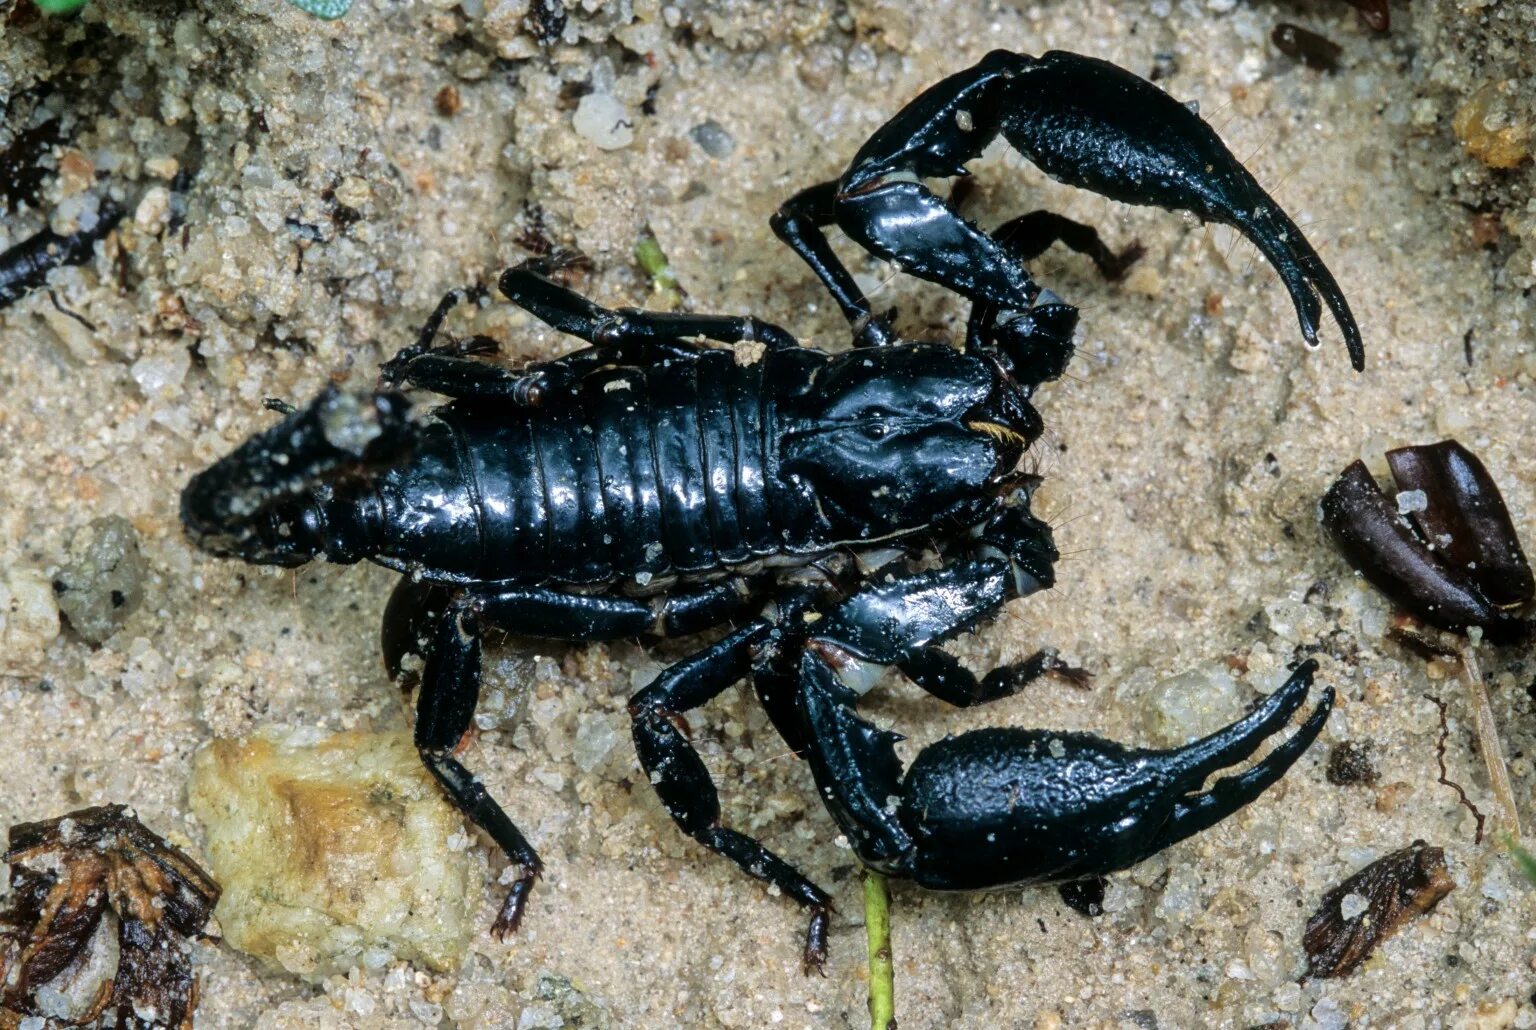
[1342,0,1388,32]
[1272,24,1342,73]
[1386,615,1463,661]
[526,0,565,45]
[1325,740,1379,786]
[1041,650,1094,690]
[0,199,123,311]
[0,118,62,212]
[1320,440,1533,643]
[1057,875,1106,917]
[0,805,221,1029]
[1424,693,1487,843]
[1303,841,1453,979]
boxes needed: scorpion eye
[865,423,887,439]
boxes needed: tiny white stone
[572,93,634,150]
[1339,891,1369,920]
[1396,489,1429,515]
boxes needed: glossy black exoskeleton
[183,49,1355,970]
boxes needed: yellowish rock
[0,567,60,677]
[189,727,475,980]
[1453,81,1531,169]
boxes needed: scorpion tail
[181,386,410,566]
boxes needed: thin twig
[1457,648,1522,841]
[863,869,895,1030]
[1424,692,1487,844]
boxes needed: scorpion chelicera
[182,51,1358,969]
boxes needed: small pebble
[1396,489,1428,515]
[573,93,634,150]
[689,119,735,158]
[0,569,60,677]
[1339,892,1369,919]
[54,516,147,645]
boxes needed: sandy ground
[2,0,1534,1026]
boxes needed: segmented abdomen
[371,349,786,585]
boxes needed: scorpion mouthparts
[966,420,1030,450]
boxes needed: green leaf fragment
[634,229,680,293]
[1504,833,1536,885]
[286,0,353,18]
[35,0,91,15]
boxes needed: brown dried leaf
[1303,841,1454,979]
[0,805,220,1029]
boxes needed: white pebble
[1396,489,1429,515]
[573,93,634,150]
[1339,892,1369,920]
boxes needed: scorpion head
[778,344,1038,541]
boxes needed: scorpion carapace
[183,48,1352,971]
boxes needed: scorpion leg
[379,261,807,411]
[383,576,766,681]
[377,284,491,387]
[628,621,836,973]
[654,577,765,637]
[988,211,1144,282]
[0,198,123,310]
[413,596,545,938]
[379,283,571,406]
[770,181,899,348]
[500,260,799,353]
[897,645,1066,708]
[790,483,1059,715]
[960,211,1129,390]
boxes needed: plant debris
[0,118,61,213]
[1272,23,1342,73]
[1325,741,1379,786]
[1424,693,1488,843]
[0,805,220,1029]
[1303,841,1454,979]
[1320,441,1533,643]
[1342,0,1388,32]
[1323,441,1527,839]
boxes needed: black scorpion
[182,50,1359,969]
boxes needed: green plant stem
[863,869,895,1030]
[1503,832,1536,884]
[633,226,685,306]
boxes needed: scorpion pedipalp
[775,49,1364,372]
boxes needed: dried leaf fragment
[1303,841,1453,979]
[1320,441,1532,643]
[0,805,220,1029]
